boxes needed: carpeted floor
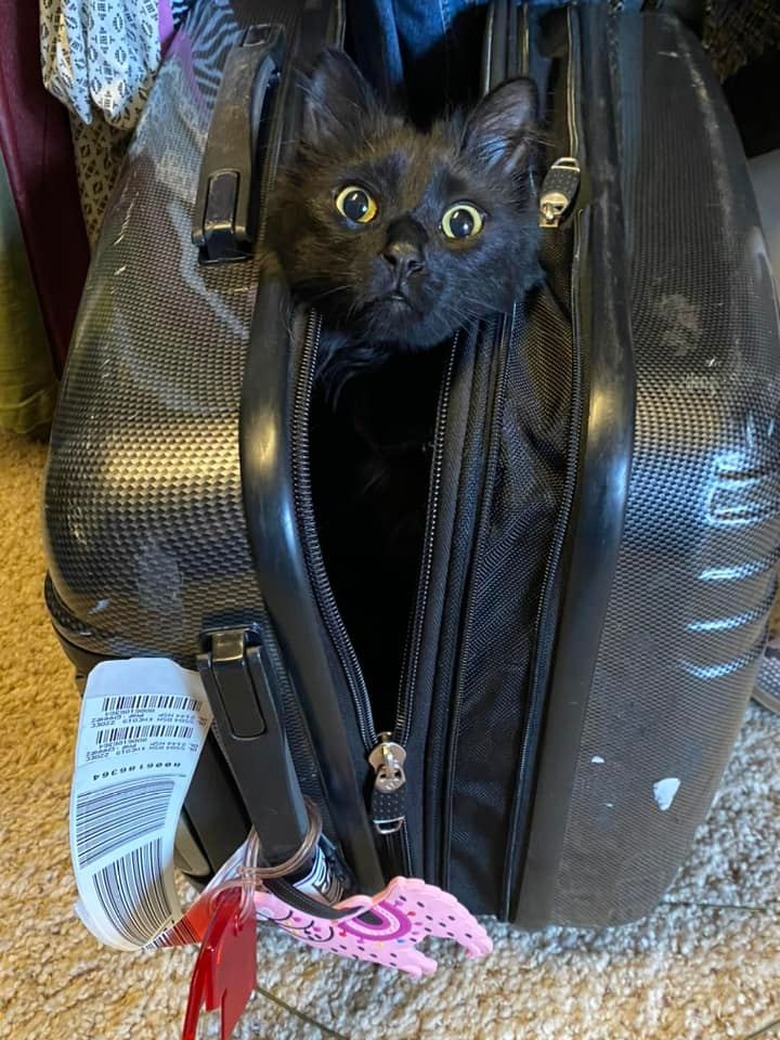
[1,427,778,1040]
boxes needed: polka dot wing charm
[254,877,492,978]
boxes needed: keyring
[238,799,323,885]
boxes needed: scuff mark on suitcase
[113,197,136,247]
[653,778,681,811]
[137,541,184,640]
[656,294,701,355]
[591,755,605,764]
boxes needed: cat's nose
[382,240,425,280]
[382,217,427,281]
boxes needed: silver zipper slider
[369,734,406,793]
[539,156,581,228]
[369,735,407,835]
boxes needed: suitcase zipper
[502,217,583,912]
[436,313,514,889]
[369,338,456,861]
[295,311,455,872]
[501,4,585,917]
[393,338,456,749]
[538,21,581,230]
[294,313,376,750]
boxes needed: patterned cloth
[40,0,161,128]
[67,118,133,246]
[39,0,194,246]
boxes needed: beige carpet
[1,427,779,1040]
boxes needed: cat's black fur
[266,51,541,724]
[268,48,541,398]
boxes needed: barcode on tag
[95,724,194,746]
[92,839,175,946]
[70,659,213,950]
[74,778,174,868]
[102,694,199,713]
[149,910,202,949]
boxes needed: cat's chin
[349,298,458,350]
[367,294,420,329]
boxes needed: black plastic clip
[192,24,285,264]
[197,627,309,866]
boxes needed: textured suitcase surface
[514,6,780,927]
[44,1,273,659]
[44,1,780,926]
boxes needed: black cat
[268,48,540,398]
[266,51,541,725]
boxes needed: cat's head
[269,49,539,348]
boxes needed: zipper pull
[539,157,581,228]
[368,734,407,835]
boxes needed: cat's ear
[301,49,378,151]
[462,78,537,176]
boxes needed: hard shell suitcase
[43,0,780,928]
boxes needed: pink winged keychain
[178,873,492,1040]
[254,876,493,978]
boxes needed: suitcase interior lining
[309,342,450,732]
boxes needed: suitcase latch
[197,627,310,863]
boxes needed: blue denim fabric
[346,0,491,113]
[345,1,641,118]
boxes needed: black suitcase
[43,0,780,929]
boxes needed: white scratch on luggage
[591,755,605,764]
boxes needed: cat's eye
[441,203,484,240]
[335,186,378,225]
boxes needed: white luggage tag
[69,658,213,950]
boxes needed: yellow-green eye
[335,186,378,224]
[441,202,484,240]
